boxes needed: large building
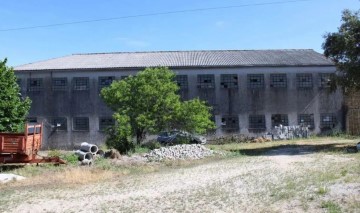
[14,49,342,148]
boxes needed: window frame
[99,117,115,131]
[221,116,239,130]
[73,77,89,91]
[27,78,43,92]
[73,117,89,131]
[174,75,188,90]
[296,73,313,89]
[197,74,215,89]
[52,117,67,131]
[220,74,238,89]
[98,76,115,91]
[52,77,68,91]
[249,115,266,130]
[271,114,289,127]
[270,74,287,88]
[298,114,314,129]
[247,74,265,89]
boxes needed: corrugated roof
[14,49,334,71]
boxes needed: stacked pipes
[74,142,104,166]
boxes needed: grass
[321,201,342,213]
[1,136,359,212]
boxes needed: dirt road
[1,144,359,213]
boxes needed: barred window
[197,75,215,89]
[249,115,266,130]
[220,74,238,89]
[52,78,68,91]
[99,117,115,131]
[99,76,115,90]
[174,75,188,90]
[298,114,314,129]
[52,117,67,131]
[320,113,337,129]
[73,77,89,91]
[247,74,264,89]
[27,117,37,123]
[27,78,43,91]
[296,74,313,89]
[319,73,333,88]
[271,114,289,127]
[73,117,89,131]
[221,116,239,130]
[270,74,287,88]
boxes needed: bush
[142,140,162,150]
[105,127,135,154]
[60,153,78,165]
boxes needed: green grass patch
[321,201,341,213]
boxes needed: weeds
[321,201,341,213]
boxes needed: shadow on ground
[230,143,357,156]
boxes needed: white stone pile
[145,144,214,161]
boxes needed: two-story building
[14,49,342,148]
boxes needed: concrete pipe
[80,142,98,154]
[96,150,105,157]
[75,150,93,161]
[80,159,93,166]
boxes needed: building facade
[14,50,342,148]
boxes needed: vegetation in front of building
[0,58,31,132]
[101,67,215,154]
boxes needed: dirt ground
[1,138,359,213]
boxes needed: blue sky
[0,0,359,66]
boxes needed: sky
[0,0,359,66]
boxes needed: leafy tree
[0,58,31,132]
[101,67,215,149]
[323,9,360,91]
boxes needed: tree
[0,59,31,132]
[101,67,215,149]
[322,9,360,92]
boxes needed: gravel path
[1,147,359,213]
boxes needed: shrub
[105,126,135,154]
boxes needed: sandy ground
[1,145,359,213]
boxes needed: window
[174,75,188,90]
[320,113,337,129]
[221,116,239,130]
[319,73,333,88]
[52,117,67,131]
[270,74,287,88]
[73,77,89,91]
[27,78,43,91]
[98,76,115,90]
[298,114,314,129]
[220,74,238,89]
[73,117,89,131]
[99,117,115,131]
[271,114,289,127]
[247,74,264,89]
[296,74,313,89]
[249,115,266,130]
[121,76,128,80]
[197,74,215,89]
[52,78,68,91]
[27,117,37,123]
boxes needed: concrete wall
[15,65,342,148]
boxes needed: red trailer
[0,123,65,165]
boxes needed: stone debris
[145,144,214,161]
[0,174,26,183]
[272,125,310,140]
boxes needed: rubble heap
[145,144,214,161]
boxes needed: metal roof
[14,49,334,71]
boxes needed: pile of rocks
[145,144,214,161]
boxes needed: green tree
[0,58,31,132]
[101,67,215,150]
[323,9,360,91]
